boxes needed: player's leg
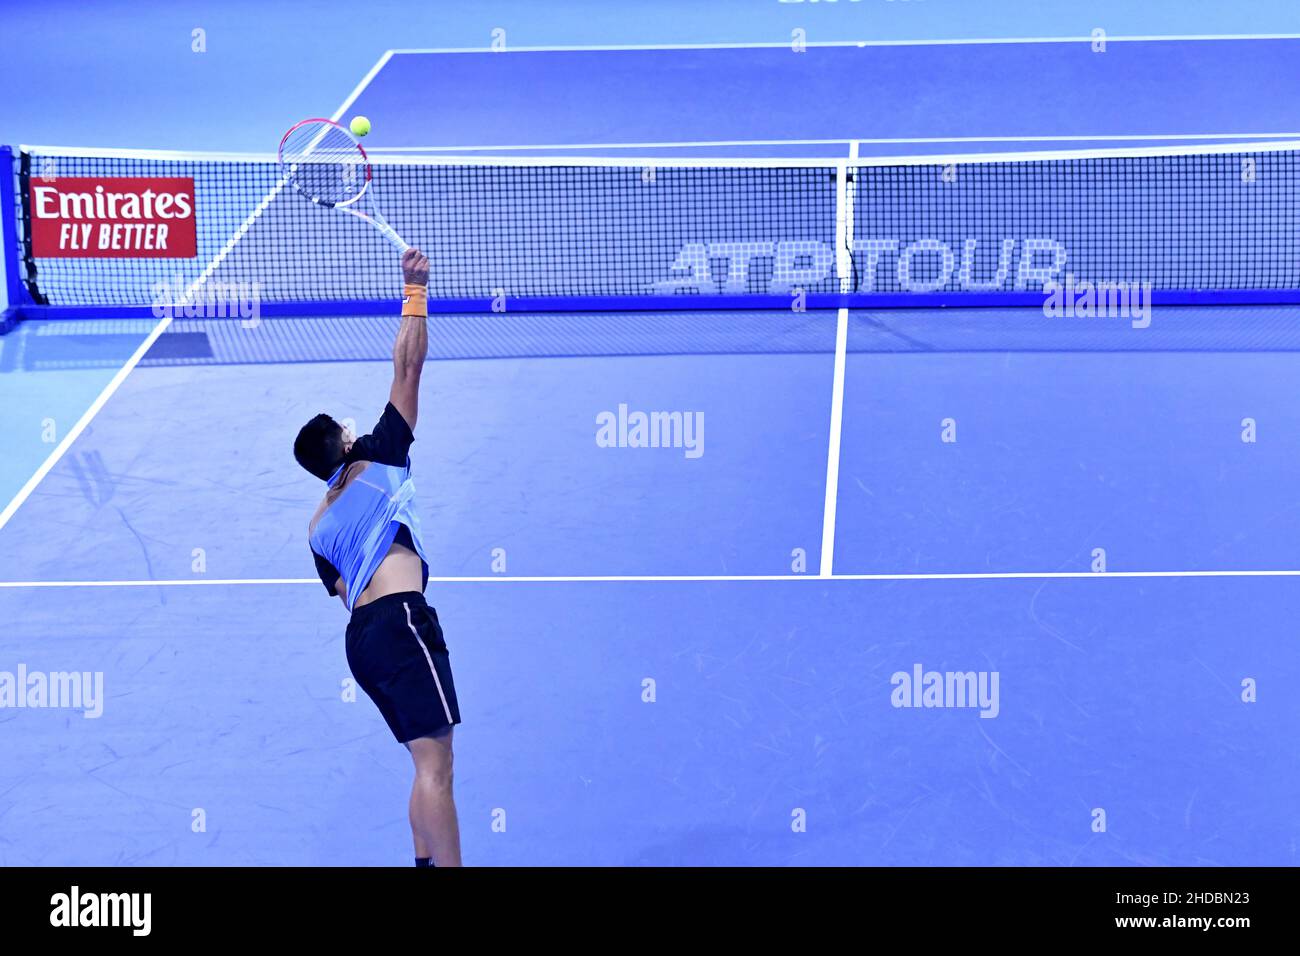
[408,728,461,866]
[347,593,462,865]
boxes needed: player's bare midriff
[338,538,424,609]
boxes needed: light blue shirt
[309,457,430,611]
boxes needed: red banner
[29,177,197,258]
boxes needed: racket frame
[277,117,410,253]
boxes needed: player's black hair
[294,414,347,481]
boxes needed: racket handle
[376,221,410,254]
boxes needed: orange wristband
[402,284,428,317]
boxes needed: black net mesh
[17,153,836,306]
[11,146,1300,308]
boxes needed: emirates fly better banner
[29,177,197,257]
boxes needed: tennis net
[6,141,1300,314]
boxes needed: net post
[13,149,47,307]
[0,145,33,329]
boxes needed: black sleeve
[312,549,341,596]
[348,402,414,467]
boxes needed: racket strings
[280,122,368,205]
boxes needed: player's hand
[402,247,429,287]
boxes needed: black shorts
[345,591,461,743]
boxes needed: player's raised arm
[390,248,430,431]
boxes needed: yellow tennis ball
[349,116,371,137]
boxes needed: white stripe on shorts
[404,601,454,726]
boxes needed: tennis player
[293,248,462,867]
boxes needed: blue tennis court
[2,14,1299,867]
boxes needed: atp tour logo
[653,237,1067,294]
[29,177,198,258]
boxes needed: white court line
[0,318,174,535]
[820,139,857,578]
[331,50,394,123]
[20,146,282,161]
[820,308,850,578]
[34,133,1298,161]
[5,570,1300,588]
[386,35,1300,53]
[24,139,1300,170]
[0,53,395,536]
[366,133,1300,153]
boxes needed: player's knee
[409,732,453,786]
[422,762,453,792]
[414,749,453,790]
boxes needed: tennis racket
[278,117,410,253]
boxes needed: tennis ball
[350,116,371,137]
